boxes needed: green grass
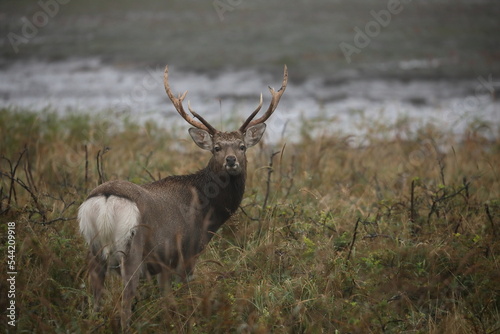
[1,107,499,333]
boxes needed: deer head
[163,65,288,176]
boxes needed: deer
[78,65,288,330]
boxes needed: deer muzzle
[224,155,241,175]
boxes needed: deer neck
[197,158,246,230]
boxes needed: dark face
[189,124,266,176]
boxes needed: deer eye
[239,144,246,151]
[214,145,221,152]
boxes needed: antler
[164,66,217,135]
[239,65,288,132]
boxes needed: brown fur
[82,129,258,330]
[80,65,287,331]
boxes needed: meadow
[1,107,499,333]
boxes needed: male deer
[78,65,287,330]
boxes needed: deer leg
[156,240,175,291]
[157,268,172,292]
[176,255,196,283]
[88,254,107,311]
[184,258,196,282]
[120,251,141,331]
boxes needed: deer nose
[225,155,237,167]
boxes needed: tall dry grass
[1,108,499,333]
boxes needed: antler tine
[188,101,217,134]
[239,65,288,132]
[238,93,263,132]
[163,65,217,135]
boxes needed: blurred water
[0,0,499,140]
[1,58,497,142]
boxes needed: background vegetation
[1,108,499,333]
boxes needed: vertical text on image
[6,221,17,327]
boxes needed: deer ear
[244,123,266,148]
[189,128,213,151]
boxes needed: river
[1,0,499,141]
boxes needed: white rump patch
[78,196,140,261]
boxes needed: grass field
[1,108,499,333]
